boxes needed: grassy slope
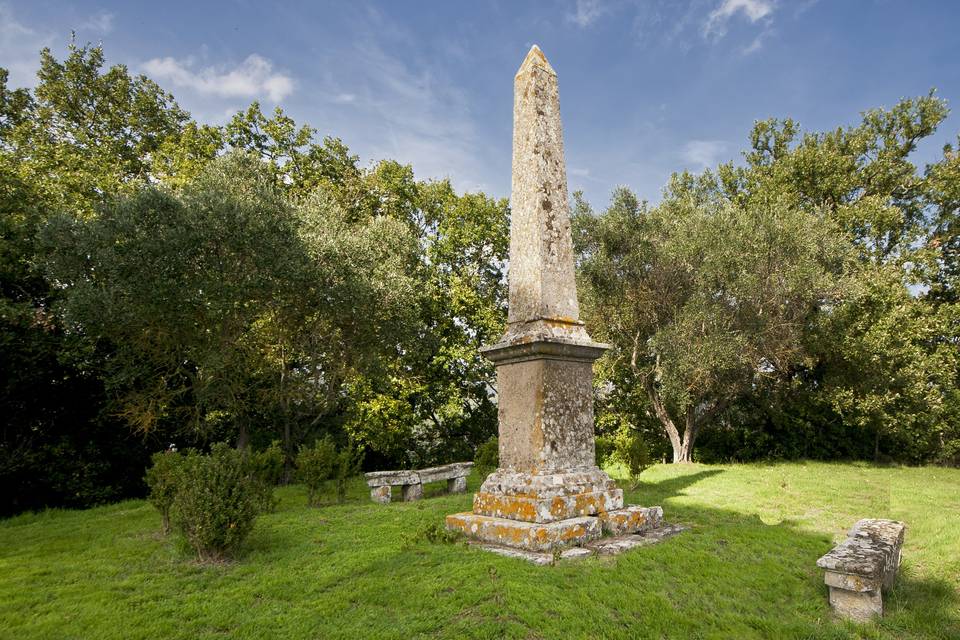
[0,462,957,640]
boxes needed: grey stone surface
[829,586,883,622]
[446,45,664,553]
[370,485,391,504]
[366,462,473,502]
[816,518,906,621]
[466,522,688,564]
[504,44,579,327]
[447,476,467,494]
[401,483,423,502]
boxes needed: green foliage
[612,429,652,487]
[407,521,463,546]
[295,437,336,506]
[248,441,285,487]
[594,436,616,468]
[144,451,185,534]
[332,446,362,504]
[576,185,846,462]
[169,444,260,561]
[473,436,499,475]
[578,91,960,465]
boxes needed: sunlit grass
[1,462,957,639]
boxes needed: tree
[44,153,418,455]
[578,93,959,464]
[575,184,846,462]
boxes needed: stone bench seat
[816,518,906,621]
[365,462,474,503]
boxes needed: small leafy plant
[144,450,186,534]
[170,443,260,562]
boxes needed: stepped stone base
[445,513,601,551]
[470,523,688,564]
[446,505,666,552]
[599,505,663,535]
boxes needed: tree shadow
[631,468,726,504]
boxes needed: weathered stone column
[446,46,650,551]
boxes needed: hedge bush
[170,443,260,561]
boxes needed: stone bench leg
[370,486,391,504]
[401,483,423,501]
[447,476,467,493]
[828,586,883,622]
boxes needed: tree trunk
[677,406,698,463]
[643,376,684,463]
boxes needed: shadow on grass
[633,468,726,504]
[337,497,952,639]
[236,471,958,638]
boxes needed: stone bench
[816,519,906,621]
[365,462,474,504]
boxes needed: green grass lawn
[1,462,957,639]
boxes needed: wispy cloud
[704,0,774,39]
[77,11,114,34]
[342,39,487,189]
[680,139,727,169]
[142,54,294,102]
[332,92,356,104]
[0,3,54,88]
[568,0,606,28]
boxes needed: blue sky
[2,0,959,207]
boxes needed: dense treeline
[1,44,957,515]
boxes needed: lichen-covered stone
[599,506,664,535]
[467,523,688,564]
[849,518,905,588]
[828,586,883,622]
[370,485,391,504]
[473,488,624,523]
[447,476,467,493]
[366,462,473,503]
[365,470,419,488]
[816,537,887,580]
[816,518,907,621]
[401,483,423,502]
[445,512,601,552]
[445,45,668,553]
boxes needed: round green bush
[170,443,259,561]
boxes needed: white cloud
[681,140,727,169]
[141,54,294,102]
[704,0,774,38]
[568,0,606,28]
[77,11,114,34]
[0,3,54,88]
[333,93,356,104]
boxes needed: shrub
[474,436,499,475]
[595,436,616,469]
[243,441,283,513]
[332,446,362,503]
[613,429,651,488]
[296,437,337,506]
[170,443,259,561]
[248,440,285,486]
[144,450,186,534]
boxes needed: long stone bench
[365,462,474,504]
[816,519,906,621]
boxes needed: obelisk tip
[517,44,555,76]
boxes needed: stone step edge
[469,523,689,565]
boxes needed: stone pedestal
[445,45,665,553]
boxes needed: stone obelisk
[446,45,661,552]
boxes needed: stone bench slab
[816,518,907,622]
[365,462,474,503]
